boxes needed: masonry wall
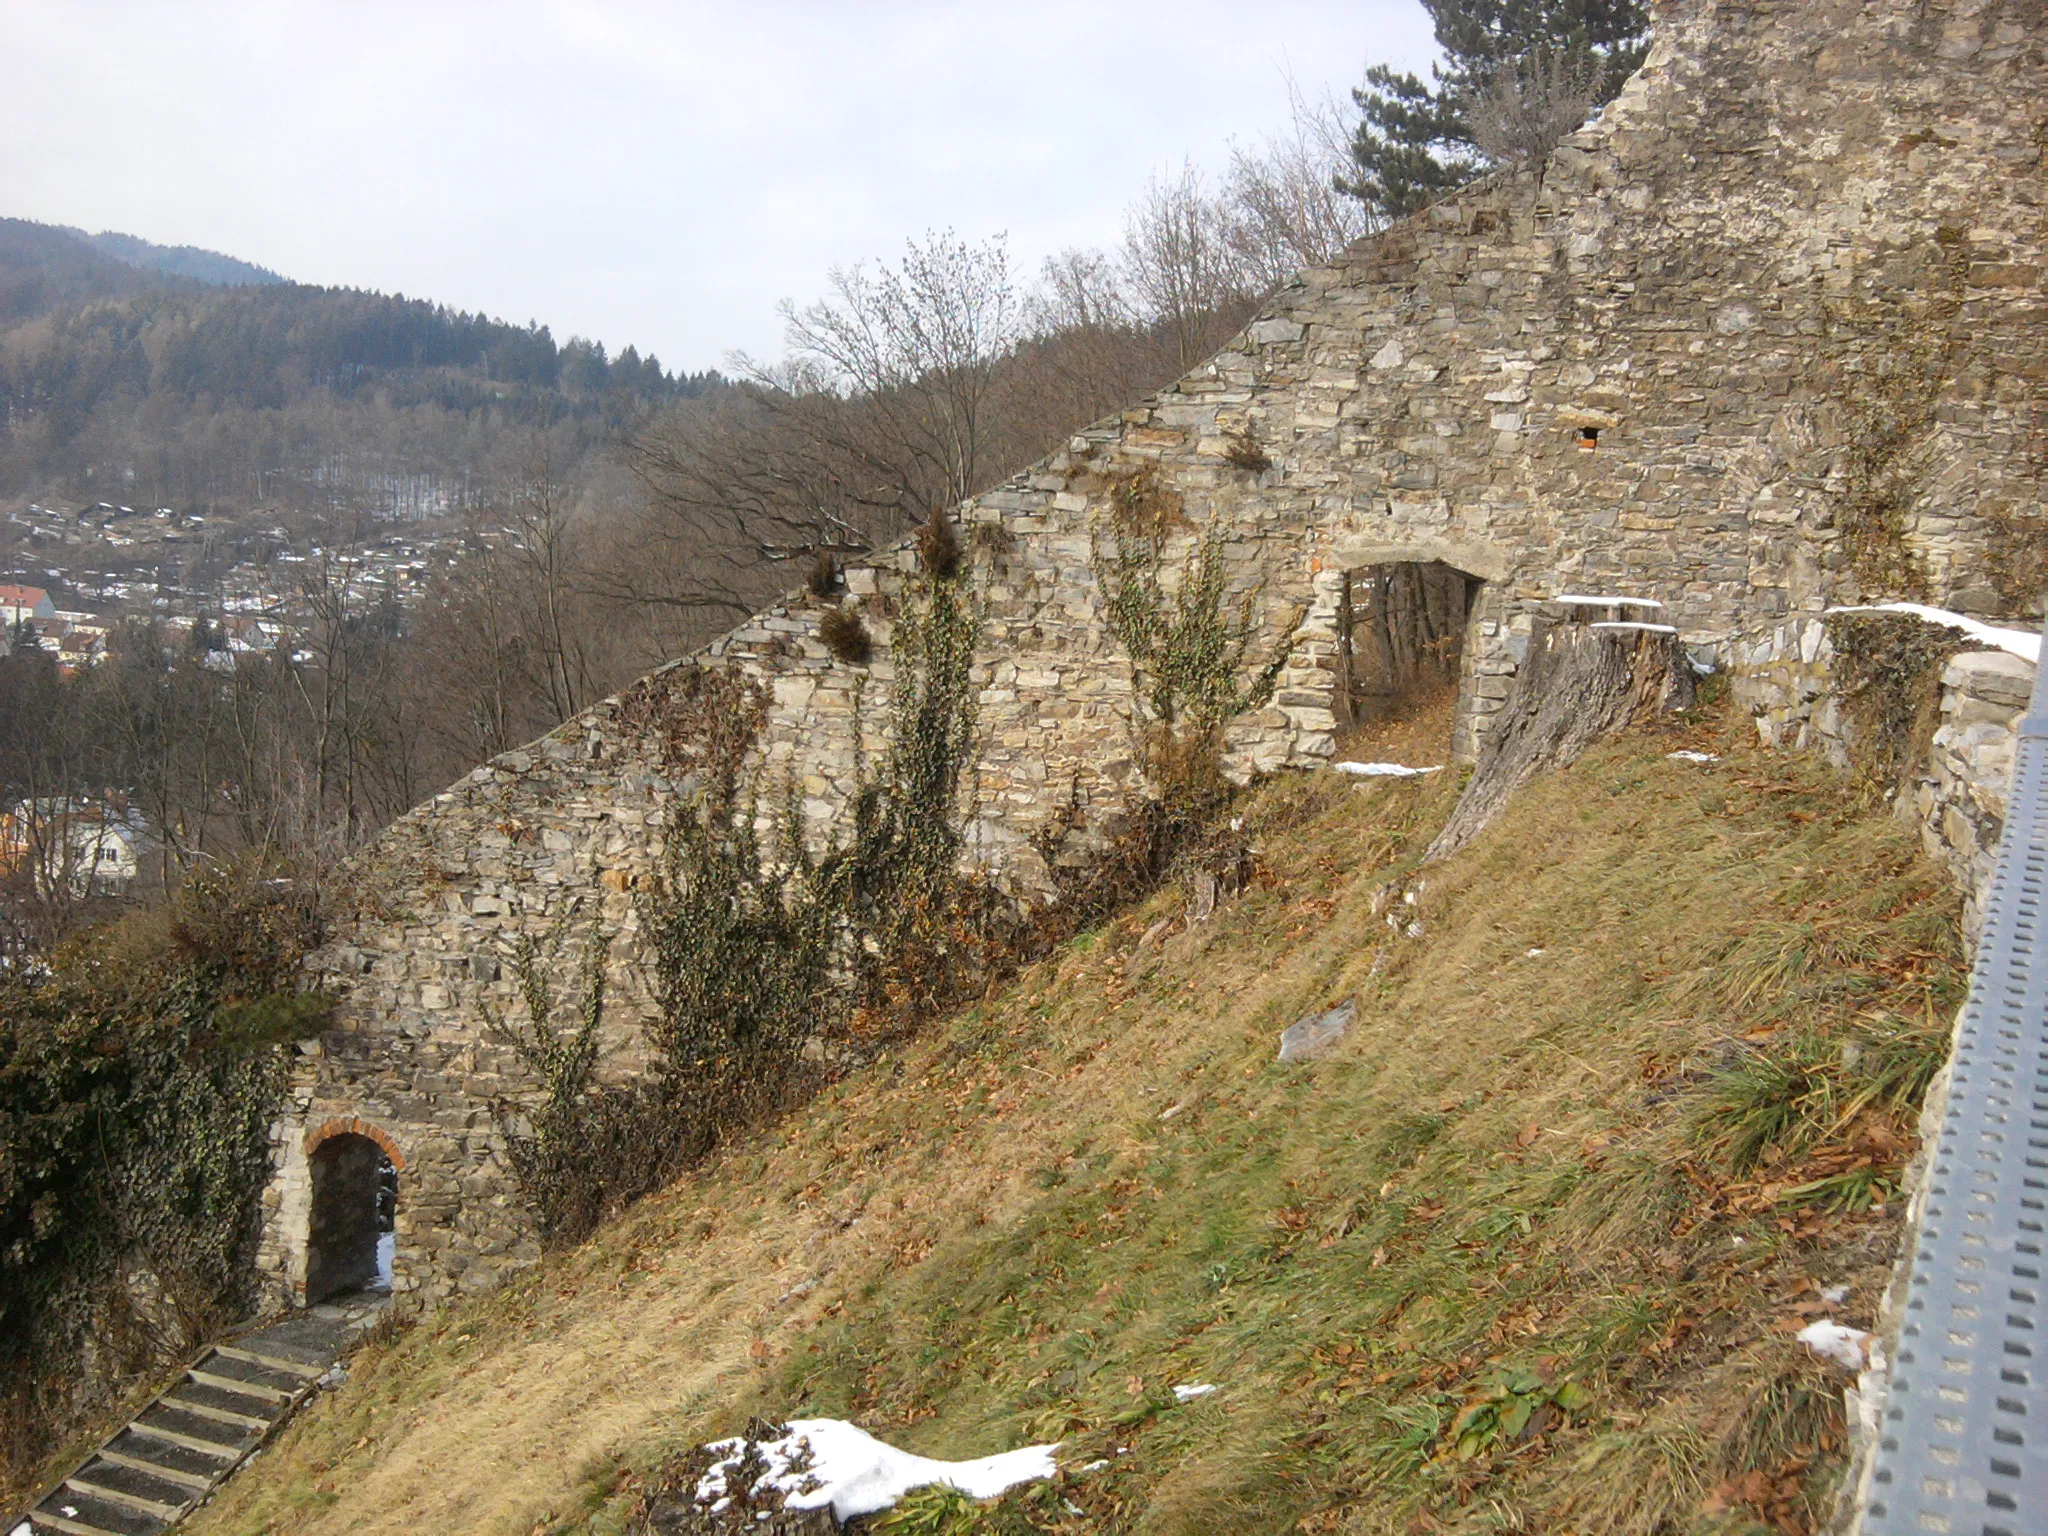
[257,0,2048,1311]
[1732,615,2037,942]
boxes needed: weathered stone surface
[1731,615,2035,943]
[1278,1001,1359,1063]
[257,0,2048,1315]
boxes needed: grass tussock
[187,699,1962,1536]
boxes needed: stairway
[16,1298,383,1536]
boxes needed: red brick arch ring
[303,1116,406,1171]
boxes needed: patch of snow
[1591,621,1679,635]
[1826,602,2041,663]
[1525,947,1546,958]
[1076,1459,1110,1473]
[1820,1284,1849,1305]
[1173,1383,1218,1402]
[1667,750,1720,763]
[14,1520,34,1536]
[1333,761,1443,778]
[1797,1320,1872,1371]
[1553,594,1666,609]
[695,1419,1059,1522]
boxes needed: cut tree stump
[1424,618,1695,863]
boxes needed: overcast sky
[2,1,1436,372]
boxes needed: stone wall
[1730,613,2037,941]
[257,0,2048,1312]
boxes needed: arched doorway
[304,1126,400,1304]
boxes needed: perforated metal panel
[1863,622,2048,1535]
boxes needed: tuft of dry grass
[189,699,1961,1536]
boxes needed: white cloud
[0,0,1436,367]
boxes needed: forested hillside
[0,218,716,517]
[82,229,286,288]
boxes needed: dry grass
[189,699,1962,1536]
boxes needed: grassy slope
[190,706,1963,1536]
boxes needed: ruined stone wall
[257,0,2048,1311]
[1732,614,2036,942]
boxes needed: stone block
[1278,1000,1357,1062]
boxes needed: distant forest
[0,218,719,516]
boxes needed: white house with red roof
[0,584,56,628]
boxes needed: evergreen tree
[1339,0,1648,218]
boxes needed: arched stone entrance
[303,1118,403,1304]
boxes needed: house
[0,584,56,628]
[0,796,154,898]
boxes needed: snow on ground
[1591,620,1678,635]
[1172,1383,1218,1402]
[694,1419,1059,1522]
[1333,762,1443,778]
[1796,1320,1872,1370]
[1667,750,1720,763]
[1826,602,2041,663]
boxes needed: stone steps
[16,1298,381,1536]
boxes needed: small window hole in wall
[1577,426,1600,450]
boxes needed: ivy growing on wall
[1096,473,1290,828]
[0,870,326,1492]
[1828,230,1971,598]
[493,527,983,1246]
[1823,610,1963,797]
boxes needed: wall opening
[305,1132,397,1304]
[1338,560,1482,748]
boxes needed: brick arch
[304,1116,406,1171]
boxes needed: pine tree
[1339,0,1648,219]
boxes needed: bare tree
[1120,164,1257,373]
[1222,82,1379,290]
[1467,44,1600,169]
[775,229,1021,514]
[502,441,597,725]
[619,231,1022,627]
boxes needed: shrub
[1223,433,1272,473]
[917,515,964,581]
[1823,610,1962,795]
[819,605,875,666]
[502,553,984,1243]
[0,868,324,1490]
[805,551,839,598]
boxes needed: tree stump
[1424,619,1695,863]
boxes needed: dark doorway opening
[1339,560,1481,731]
[305,1133,397,1304]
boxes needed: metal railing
[1862,617,2048,1535]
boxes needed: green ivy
[0,870,324,1486]
[499,542,984,1245]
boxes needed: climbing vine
[1823,611,1963,796]
[497,530,984,1245]
[1096,480,1290,828]
[0,870,325,1493]
[1829,229,1971,597]
[482,926,630,1248]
